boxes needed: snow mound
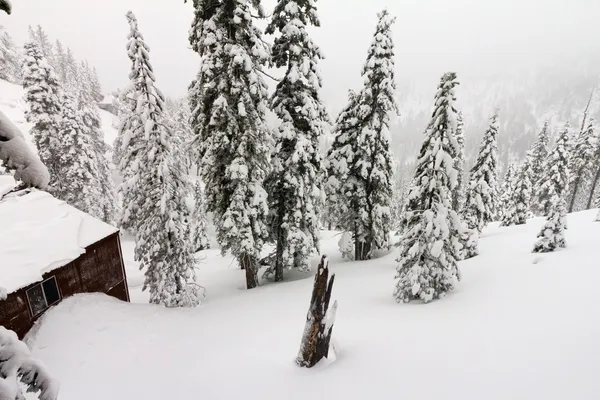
[26,210,600,400]
[0,176,117,294]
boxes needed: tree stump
[296,255,338,368]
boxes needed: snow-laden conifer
[325,10,397,260]
[536,123,571,217]
[530,121,551,215]
[188,0,273,289]
[452,111,466,212]
[462,110,499,233]
[533,195,567,252]
[501,155,533,226]
[568,118,597,212]
[57,93,103,217]
[191,178,210,252]
[0,326,59,400]
[497,163,517,221]
[22,41,63,193]
[264,0,329,280]
[122,11,201,306]
[394,72,461,303]
[0,26,22,83]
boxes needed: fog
[2,0,599,114]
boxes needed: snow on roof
[0,176,118,294]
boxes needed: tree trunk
[274,229,284,282]
[239,253,258,289]
[355,238,372,261]
[587,166,600,209]
[296,255,337,368]
[568,174,581,213]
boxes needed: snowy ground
[0,79,118,148]
[23,210,600,400]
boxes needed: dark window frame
[25,276,62,318]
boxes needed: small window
[26,277,61,317]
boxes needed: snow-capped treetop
[357,9,398,122]
[537,122,571,208]
[530,121,550,179]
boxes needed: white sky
[2,0,600,112]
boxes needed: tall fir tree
[530,121,550,215]
[452,111,466,212]
[394,72,461,303]
[325,10,397,260]
[53,40,69,84]
[500,155,533,226]
[263,0,329,281]
[64,47,79,96]
[497,163,517,221]
[121,11,201,306]
[57,92,104,217]
[188,0,273,289]
[0,26,22,83]
[568,118,597,212]
[191,178,210,252]
[21,42,63,194]
[536,123,571,217]
[462,110,499,233]
[532,124,570,252]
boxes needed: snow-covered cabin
[0,177,129,338]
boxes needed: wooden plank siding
[0,232,129,338]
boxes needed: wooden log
[296,255,337,368]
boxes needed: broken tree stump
[296,255,338,368]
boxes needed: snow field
[25,210,600,400]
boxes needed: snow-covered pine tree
[53,40,68,84]
[0,26,22,83]
[394,72,461,303]
[500,155,533,226]
[530,121,550,215]
[191,178,210,252]
[63,47,79,96]
[112,87,135,167]
[264,0,329,281]
[497,163,517,221]
[533,195,567,252]
[536,123,571,217]
[188,0,273,289]
[22,42,64,193]
[0,326,59,400]
[452,111,466,212]
[57,92,104,217]
[325,10,397,261]
[568,118,596,212]
[76,61,117,224]
[122,11,201,306]
[462,110,499,233]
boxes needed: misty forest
[1,0,600,399]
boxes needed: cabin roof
[0,176,118,294]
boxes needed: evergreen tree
[394,72,461,303]
[264,0,329,281]
[533,195,567,252]
[22,42,63,193]
[452,111,466,212]
[53,40,68,84]
[500,155,533,226]
[497,163,517,221]
[188,0,273,289]
[57,93,104,217]
[0,26,22,83]
[112,87,135,167]
[530,121,550,215]
[536,123,571,217]
[568,118,596,212]
[122,11,201,306]
[77,62,117,224]
[462,110,499,233]
[325,10,397,260]
[64,47,79,95]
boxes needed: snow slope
[24,210,600,400]
[0,79,118,149]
